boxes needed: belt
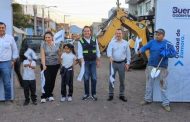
[60,66,73,75]
[113,59,126,64]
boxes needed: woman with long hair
[40,31,61,103]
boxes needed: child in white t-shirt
[60,43,77,102]
[23,49,37,106]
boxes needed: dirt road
[0,56,190,122]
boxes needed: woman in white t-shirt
[60,43,77,102]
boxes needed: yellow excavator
[96,1,154,69]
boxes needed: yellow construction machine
[96,1,154,69]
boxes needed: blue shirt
[140,39,169,68]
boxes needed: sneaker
[162,105,171,112]
[91,95,98,101]
[82,95,90,100]
[41,98,46,103]
[67,97,72,102]
[140,100,152,105]
[48,97,55,102]
[32,101,37,105]
[60,97,66,102]
[119,96,127,102]
[23,101,29,106]
[107,96,114,101]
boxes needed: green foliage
[12,3,33,28]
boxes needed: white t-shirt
[22,60,36,80]
[61,52,76,68]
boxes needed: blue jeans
[84,61,97,96]
[0,61,12,100]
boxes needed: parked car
[64,39,73,44]
[19,35,43,64]
[59,38,75,52]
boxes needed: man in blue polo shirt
[139,28,176,112]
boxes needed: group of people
[0,22,176,112]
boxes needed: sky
[15,0,127,27]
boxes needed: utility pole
[33,5,37,35]
[42,6,57,34]
[48,8,50,28]
[116,0,121,8]
[42,8,45,35]
[63,15,70,36]
[64,15,70,24]
[25,0,27,13]
[47,6,57,29]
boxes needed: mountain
[70,25,82,34]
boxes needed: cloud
[15,0,127,27]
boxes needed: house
[125,0,155,16]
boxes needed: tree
[12,3,33,28]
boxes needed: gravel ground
[0,56,190,122]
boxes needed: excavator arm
[97,9,124,52]
[120,16,149,57]
[98,8,148,49]
[97,18,121,52]
[97,8,150,68]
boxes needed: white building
[126,0,155,16]
[22,4,56,35]
[91,22,101,35]
[91,18,108,35]
[108,7,128,18]
[108,7,117,18]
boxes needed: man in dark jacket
[77,26,100,101]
